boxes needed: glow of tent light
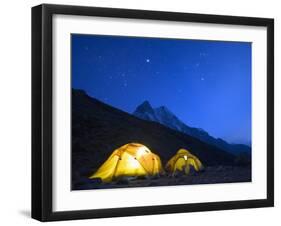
[183,155,187,160]
[136,146,150,158]
[127,156,141,169]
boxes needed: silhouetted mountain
[133,101,251,155]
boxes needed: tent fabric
[165,149,204,175]
[89,143,163,182]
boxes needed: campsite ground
[72,90,252,191]
[72,165,251,190]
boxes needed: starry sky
[72,34,252,145]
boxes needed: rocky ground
[72,165,251,190]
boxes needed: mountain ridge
[133,100,251,155]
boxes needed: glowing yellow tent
[165,149,204,175]
[89,143,163,182]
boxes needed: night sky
[72,34,252,145]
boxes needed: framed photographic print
[32,4,274,221]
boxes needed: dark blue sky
[72,34,252,145]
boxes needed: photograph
[30,3,274,222]
[71,34,252,190]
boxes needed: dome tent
[89,143,163,182]
[165,149,204,176]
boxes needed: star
[201,77,205,81]
[195,63,200,67]
[146,58,150,63]
[200,52,207,57]
[84,46,89,51]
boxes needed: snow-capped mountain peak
[133,101,158,122]
[135,100,154,114]
[155,106,174,116]
[134,102,192,133]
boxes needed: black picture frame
[32,4,274,222]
